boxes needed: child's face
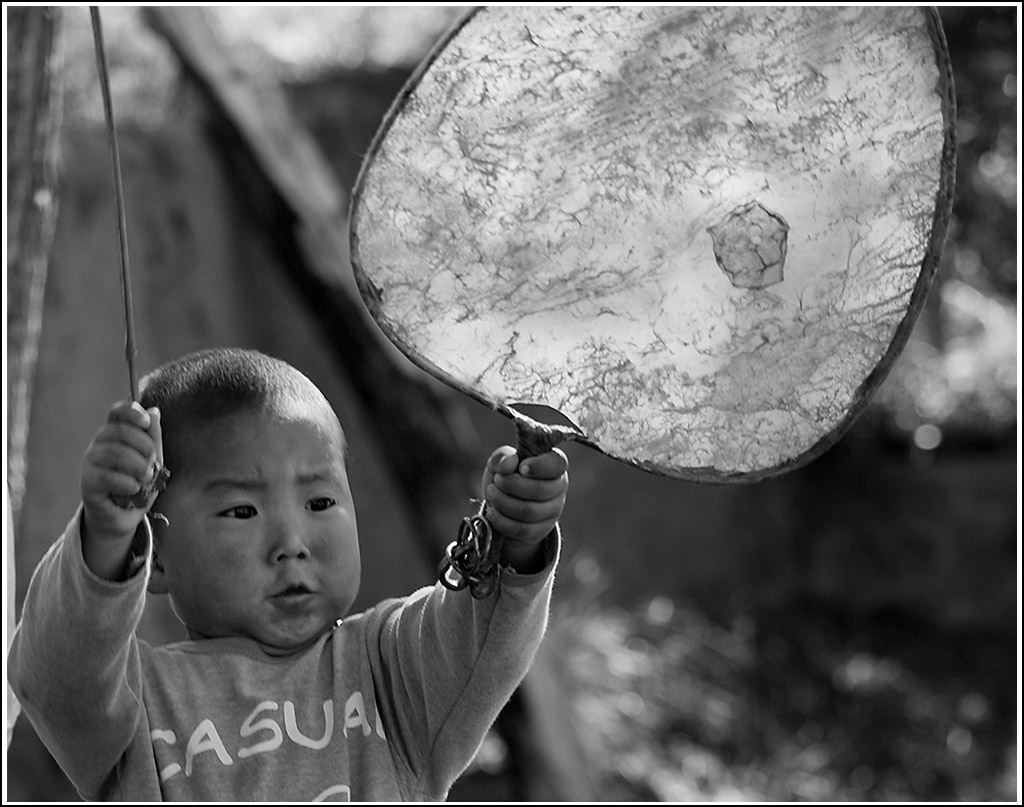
[150,404,359,654]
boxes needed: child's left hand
[482,446,569,573]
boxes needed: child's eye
[308,497,336,513]
[220,504,258,519]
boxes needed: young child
[8,347,568,801]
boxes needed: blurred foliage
[546,595,1017,801]
[939,7,1018,297]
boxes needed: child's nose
[269,521,311,562]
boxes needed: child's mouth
[274,584,313,598]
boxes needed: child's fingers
[147,407,163,468]
[85,403,162,493]
[91,429,157,491]
[486,473,565,520]
[83,448,153,503]
[517,448,568,480]
[486,446,519,475]
[89,466,155,498]
[482,446,517,495]
[100,401,155,454]
[484,489,562,539]
[87,441,154,481]
[491,491,563,525]
[108,399,152,429]
[491,447,568,505]
[138,407,164,489]
[94,419,156,461]
[481,446,568,539]
[493,470,566,504]
[486,446,568,480]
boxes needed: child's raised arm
[80,400,162,580]
[481,447,568,574]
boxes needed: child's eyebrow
[201,470,342,492]
[202,477,266,493]
[297,470,343,486]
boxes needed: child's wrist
[500,528,556,575]
[80,510,144,581]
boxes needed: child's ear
[146,519,170,595]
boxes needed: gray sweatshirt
[8,510,557,801]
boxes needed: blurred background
[5,6,1018,801]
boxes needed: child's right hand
[80,400,163,577]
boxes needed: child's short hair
[140,348,334,469]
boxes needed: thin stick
[90,6,138,401]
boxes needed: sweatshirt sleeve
[366,528,559,798]
[7,508,151,798]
